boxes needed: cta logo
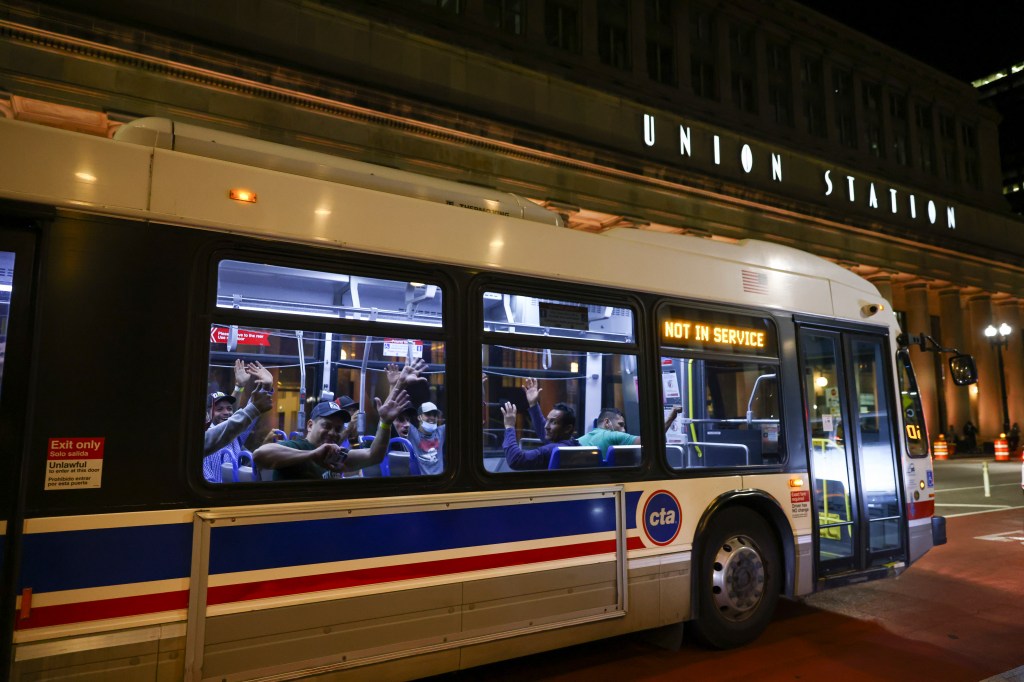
[642,490,681,546]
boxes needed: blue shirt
[503,404,579,470]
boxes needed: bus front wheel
[691,506,781,649]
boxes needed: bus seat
[388,437,418,476]
[289,430,302,440]
[220,451,257,483]
[605,444,641,467]
[703,429,762,466]
[665,444,685,468]
[548,445,602,469]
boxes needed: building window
[801,55,826,138]
[939,112,959,182]
[862,81,884,159]
[766,41,792,127]
[598,1,631,70]
[418,0,463,13]
[833,67,856,149]
[917,104,936,175]
[690,5,718,101]
[645,0,674,85]
[483,0,524,34]
[545,1,579,52]
[729,24,757,114]
[647,41,675,84]
[962,122,980,188]
[890,93,910,166]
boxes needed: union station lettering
[642,113,957,230]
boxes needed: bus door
[0,226,37,674]
[797,327,905,577]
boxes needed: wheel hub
[710,535,766,622]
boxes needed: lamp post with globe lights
[983,322,1012,435]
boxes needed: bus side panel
[21,215,210,514]
[190,490,624,680]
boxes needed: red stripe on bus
[209,539,619,605]
[17,538,635,630]
[15,590,188,631]
[906,499,935,520]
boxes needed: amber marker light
[229,188,257,203]
[789,477,804,487]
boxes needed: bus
[0,116,976,681]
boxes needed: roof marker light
[229,189,257,203]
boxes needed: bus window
[662,357,783,469]
[659,305,782,469]
[205,260,446,483]
[896,349,928,457]
[481,290,640,472]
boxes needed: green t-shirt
[274,438,327,480]
[577,428,637,452]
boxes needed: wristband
[378,421,392,431]
[234,385,244,393]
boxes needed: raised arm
[341,387,411,472]
[204,389,272,455]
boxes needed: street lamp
[983,322,1012,434]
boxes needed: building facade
[2,0,1023,445]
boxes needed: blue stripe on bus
[209,497,617,575]
[625,491,641,529]
[18,524,193,593]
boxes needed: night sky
[795,1,1024,82]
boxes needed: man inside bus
[202,360,275,475]
[385,359,447,475]
[500,377,580,469]
[253,388,411,480]
[578,405,682,453]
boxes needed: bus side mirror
[949,354,977,386]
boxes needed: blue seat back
[604,444,641,467]
[548,445,602,469]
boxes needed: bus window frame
[192,243,457,496]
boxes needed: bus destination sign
[659,306,777,356]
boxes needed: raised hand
[524,377,542,407]
[376,387,411,423]
[501,401,518,429]
[249,387,273,413]
[246,361,274,388]
[385,362,402,387]
[233,359,248,388]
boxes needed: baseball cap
[207,391,237,408]
[419,401,440,415]
[311,401,352,422]
[334,395,359,411]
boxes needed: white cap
[419,401,440,414]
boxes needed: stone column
[967,293,999,441]
[937,288,970,434]
[867,273,894,310]
[994,300,1022,433]
[900,281,938,440]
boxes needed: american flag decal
[742,269,769,294]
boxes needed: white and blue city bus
[0,116,975,681]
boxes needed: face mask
[421,421,438,434]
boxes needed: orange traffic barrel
[933,436,949,460]
[994,434,1009,461]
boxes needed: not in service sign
[45,437,104,490]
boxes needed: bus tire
[690,506,781,649]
